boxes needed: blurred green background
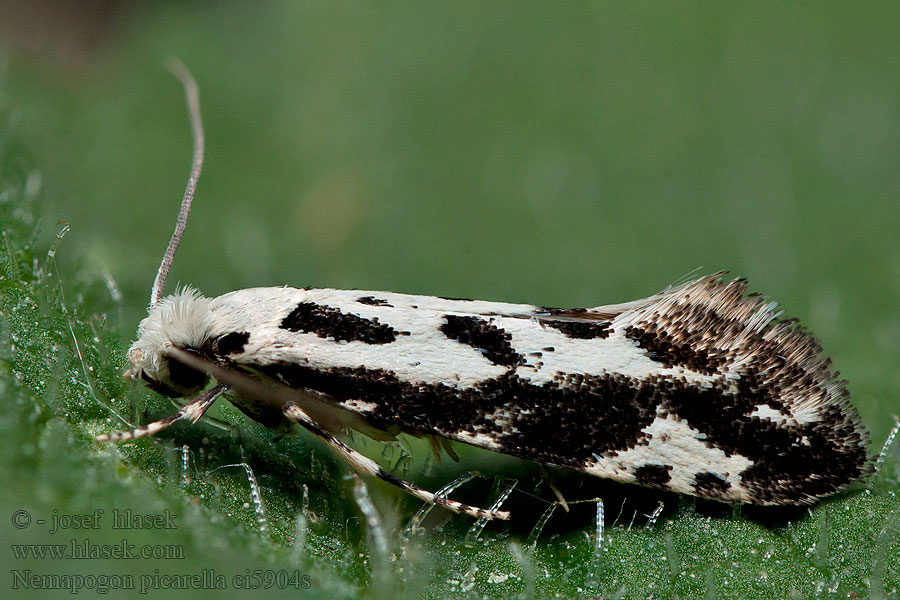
[1,1,899,598]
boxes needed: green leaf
[2,4,900,598]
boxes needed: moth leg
[429,435,460,463]
[539,465,570,512]
[282,402,510,520]
[95,384,226,442]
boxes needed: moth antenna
[150,58,205,306]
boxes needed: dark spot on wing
[260,364,658,471]
[212,331,250,356]
[659,374,868,504]
[280,302,402,344]
[625,325,723,374]
[693,472,730,499]
[544,320,611,339]
[634,464,673,488]
[357,296,393,307]
[438,296,474,301]
[439,314,523,366]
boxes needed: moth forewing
[98,64,871,523]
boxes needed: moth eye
[140,370,183,398]
[167,354,209,394]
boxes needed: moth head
[126,287,212,397]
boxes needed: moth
[97,64,871,521]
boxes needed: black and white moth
[97,64,871,521]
